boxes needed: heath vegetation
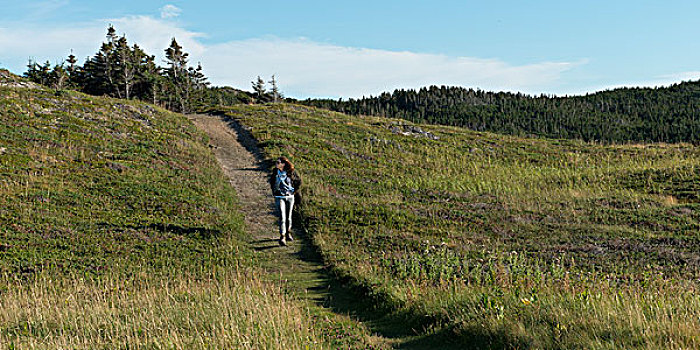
[217,103,700,349]
[0,81,373,349]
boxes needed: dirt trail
[189,113,406,348]
[188,113,322,282]
[188,114,276,246]
[188,113,458,349]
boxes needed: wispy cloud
[110,16,205,57]
[27,0,70,20]
[0,14,582,98]
[160,5,181,19]
[0,16,204,68]
[0,25,102,64]
[203,37,581,98]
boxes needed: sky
[0,0,698,99]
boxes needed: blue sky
[1,0,698,98]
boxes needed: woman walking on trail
[270,156,302,246]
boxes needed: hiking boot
[279,237,287,246]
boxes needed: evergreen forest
[304,82,700,144]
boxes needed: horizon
[5,64,696,100]
[1,1,699,99]
[295,78,700,100]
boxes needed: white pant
[275,196,295,236]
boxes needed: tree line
[303,82,700,144]
[23,25,266,112]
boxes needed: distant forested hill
[303,81,700,143]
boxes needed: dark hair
[277,156,294,172]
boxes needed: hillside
[0,78,242,278]
[0,81,377,349]
[217,103,700,349]
[4,66,700,348]
[303,80,700,144]
[0,69,40,89]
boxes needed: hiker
[270,156,302,246]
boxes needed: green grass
[0,86,243,279]
[0,84,378,349]
[216,103,700,349]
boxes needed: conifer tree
[164,38,188,79]
[65,52,78,88]
[21,25,214,114]
[25,59,68,90]
[101,25,119,96]
[187,63,209,108]
[81,26,120,96]
[23,59,42,84]
[132,47,161,104]
[269,75,281,103]
[164,38,192,112]
[252,76,266,103]
[189,63,208,89]
[50,63,68,90]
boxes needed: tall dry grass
[218,104,700,348]
[0,269,329,350]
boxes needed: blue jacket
[270,168,301,197]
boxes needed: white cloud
[202,37,580,98]
[27,0,70,20]
[0,16,204,70]
[160,5,182,19]
[0,25,103,65]
[110,16,205,58]
[0,14,581,98]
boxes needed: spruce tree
[23,59,41,84]
[65,52,78,88]
[21,24,212,114]
[50,63,68,90]
[131,46,160,104]
[38,61,51,86]
[164,38,192,112]
[187,63,209,109]
[269,75,281,103]
[252,76,266,103]
[164,38,188,79]
[101,26,118,96]
[81,26,120,96]
[115,36,133,99]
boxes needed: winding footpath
[188,113,325,290]
[189,114,403,349]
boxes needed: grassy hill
[216,103,700,349]
[0,79,377,349]
[4,63,700,348]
